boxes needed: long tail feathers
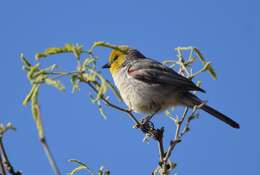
[201,104,240,129]
[182,92,240,129]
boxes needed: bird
[102,46,240,129]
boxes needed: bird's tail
[200,104,240,128]
[181,92,240,129]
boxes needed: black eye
[113,55,119,61]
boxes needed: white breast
[112,68,179,113]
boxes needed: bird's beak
[102,63,111,69]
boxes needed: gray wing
[127,58,205,92]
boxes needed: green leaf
[196,80,202,87]
[71,75,80,93]
[27,63,40,80]
[30,85,45,139]
[31,104,44,139]
[33,64,58,78]
[68,159,95,175]
[22,84,38,106]
[82,57,96,69]
[68,166,86,175]
[6,123,16,131]
[89,41,129,54]
[82,73,96,82]
[64,43,74,51]
[193,80,202,95]
[165,110,178,124]
[176,46,193,51]
[41,64,58,72]
[98,166,110,175]
[94,73,108,102]
[35,43,83,60]
[188,114,198,122]
[194,48,217,80]
[162,60,177,68]
[183,126,190,133]
[97,101,107,120]
[44,78,65,91]
[69,159,88,167]
[20,53,32,70]
[0,122,16,137]
[168,161,177,170]
[72,44,83,59]
[82,69,108,102]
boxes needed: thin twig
[40,137,61,175]
[188,62,210,79]
[46,71,81,80]
[80,77,140,125]
[0,138,21,175]
[180,105,200,137]
[157,133,164,163]
[163,107,189,163]
[0,147,6,175]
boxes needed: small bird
[102,47,240,129]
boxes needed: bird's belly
[113,73,179,113]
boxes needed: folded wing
[127,58,205,92]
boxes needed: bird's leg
[141,107,161,124]
[139,107,161,134]
[127,108,133,113]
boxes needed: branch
[40,137,61,175]
[164,107,188,163]
[0,149,6,175]
[79,76,140,125]
[156,128,165,163]
[0,138,22,175]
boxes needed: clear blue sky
[0,0,259,174]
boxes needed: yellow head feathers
[106,46,129,74]
[108,50,126,74]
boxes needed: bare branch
[40,138,61,175]
[164,107,189,163]
[0,150,6,175]
[0,138,22,175]
[156,128,165,165]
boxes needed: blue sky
[0,0,259,174]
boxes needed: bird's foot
[133,118,155,133]
[139,118,155,133]
[139,120,164,141]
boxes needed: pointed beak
[102,63,111,69]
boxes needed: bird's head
[102,47,128,75]
[102,46,145,75]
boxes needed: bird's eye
[113,55,119,61]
